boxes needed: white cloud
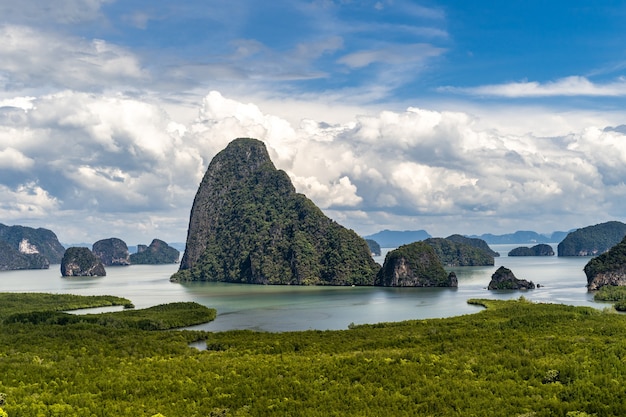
[442,76,626,97]
[0,25,146,91]
[338,43,445,69]
[0,0,111,25]
[1,89,625,243]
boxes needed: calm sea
[0,244,600,332]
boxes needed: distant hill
[363,230,431,247]
[558,221,626,257]
[468,230,569,244]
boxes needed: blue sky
[1,0,625,245]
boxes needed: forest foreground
[0,294,623,416]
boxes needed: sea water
[0,244,600,332]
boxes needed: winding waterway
[0,244,600,331]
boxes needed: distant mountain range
[364,229,570,247]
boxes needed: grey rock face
[61,247,106,277]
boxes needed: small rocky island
[508,244,554,257]
[130,239,179,264]
[488,266,535,290]
[93,238,131,266]
[584,236,626,291]
[171,138,379,285]
[61,247,106,277]
[375,242,457,287]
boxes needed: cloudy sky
[1,0,626,245]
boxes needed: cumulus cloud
[1,89,625,243]
[441,76,626,97]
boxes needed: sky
[1,0,626,245]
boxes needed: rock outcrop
[375,242,457,287]
[92,238,130,266]
[172,138,380,285]
[508,244,555,257]
[423,237,495,266]
[130,239,179,264]
[61,247,106,277]
[584,236,626,290]
[0,223,65,265]
[0,240,50,270]
[558,221,626,256]
[488,266,535,290]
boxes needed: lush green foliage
[584,236,626,278]
[130,239,179,264]
[376,241,452,286]
[424,237,494,266]
[174,138,379,285]
[445,233,500,257]
[593,285,626,311]
[3,295,626,416]
[365,239,381,256]
[558,221,626,256]
[0,293,131,320]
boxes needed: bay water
[0,244,601,332]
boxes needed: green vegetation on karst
[2,294,626,416]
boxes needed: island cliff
[488,266,535,290]
[375,242,457,287]
[93,238,130,266]
[61,247,106,277]
[508,244,555,257]
[558,221,626,256]
[0,223,65,266]
[171,138,379,285]
[584,236,626,290]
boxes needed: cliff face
[93,238,130,266]
[0,240,49,270]
[0,223,65,265]
[172,138,380,285]
[488,266,535,290]
[585,236,626,290]
[130,239,179,264]
[375,242,457,287]
[423,237,495,266]
[60,247,106,277]
[558,221,626,256]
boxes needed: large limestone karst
[584,236,626,291]
[0,223,65,265]
[0,240,50,270]
[172,138,380,285]
[445,234,500,257]
[60,247,106,277]
[92,238,130,266]
[558,221,626,256]
[130,239,179,264]
[375,242,457,287]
